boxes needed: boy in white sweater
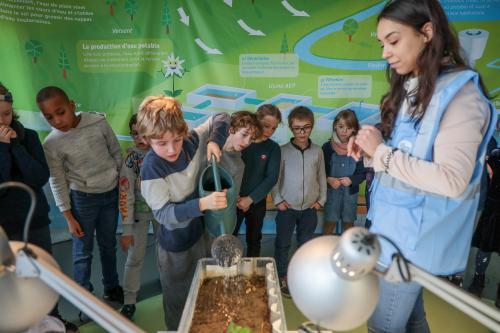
[38,86,124,313]
[271,106,327,297]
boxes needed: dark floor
[52,234,160,323]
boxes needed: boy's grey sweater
[43,112,122,212]
[271,140,327,210]
[220,150,245,195]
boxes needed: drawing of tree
[280,33,289,57]
[106,0,117,16]
[25,39,43,64]
[58,45,70,79]
[343,18,359,42]
[124,0,138,21]
[162,0,172,34]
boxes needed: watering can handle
[211,154,222,192]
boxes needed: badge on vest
[397,140,413,153]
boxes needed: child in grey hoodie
[38,86,123,310]
[271,106,327,297]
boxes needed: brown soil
[189,275,272,333]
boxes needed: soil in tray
[189,275,272,333]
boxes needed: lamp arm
[382,256,500,332]
[0,181,36,246]
[16,249,145,333]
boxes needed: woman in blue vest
[348,0,497,332]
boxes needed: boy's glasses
[290,125,313,134]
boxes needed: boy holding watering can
[137,95,230,330]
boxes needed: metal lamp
[287,227,500,332]
[0,181,144,333]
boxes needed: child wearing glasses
[321,109,365,235]
[271,106,326,297]
[118,114,159,319]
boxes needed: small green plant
[227,321,252,333]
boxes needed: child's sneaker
[467,273,485,297]
[279,276,291,298]
[120,304,136,320]
[103,285,124,303]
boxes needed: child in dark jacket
[468,140,500,308]
[233,104,282,257]
[0,82,77,331]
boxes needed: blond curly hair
[136,95,188,140]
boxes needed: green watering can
[199,156,243,267]
[199,155,238,236]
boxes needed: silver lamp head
[287,228,381,331]
[0,240,60,332]
[331,227,380,280]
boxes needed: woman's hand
[347,136,362,161]
[353,125,383,158]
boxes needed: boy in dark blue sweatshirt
[138,95,229,330]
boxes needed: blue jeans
[274,208,317,277]
[368,279,430,333]
[70,188,119,291]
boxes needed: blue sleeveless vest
[368,70,497,275]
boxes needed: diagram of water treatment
[0,0,497,144]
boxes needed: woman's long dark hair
[377,0,469,138]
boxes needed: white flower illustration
[162,53,185,78]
